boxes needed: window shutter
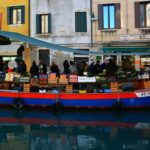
[134,2,140,28]
[21,6,25,24]
[75,12,80,32]
[48,13,51,33]
[115,3,121,29]
[7,7,12,24]
[36,14,41,34]
[81,12,87,32]
[98,4,103,29]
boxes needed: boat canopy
[102,46,150,53]
[0,31,150,56]
[0,31,101,55]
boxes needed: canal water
[0,109,150,150]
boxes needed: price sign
[5,73,14,81]
[39,74,48,85]
[30,78,39,86]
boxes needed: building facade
[0,0,30,70]
[30,0,92,70]
[92,0,150,68]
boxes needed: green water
[0,109,149,150]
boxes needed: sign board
[5,73,14,81]
[30,78,39,86]
[96,56,101,61]
[78,76,96,83]
[39,74,48,85]
[69,75,78,83]
[20,77,30,83]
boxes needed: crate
[143,81,150,89]
[0,83,4,89]
[138,80,150,89]
[23,84,30,92]
[59,74,68,84]
[110,82,118,92]
[30,78,39,87]
[3,83,10,90]
[59,79,68,84]
[66,84,73,93]
[48,73,58,84]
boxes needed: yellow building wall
[0,0,29,36]
[0,0,31,71]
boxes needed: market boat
[0,72,150,110]
[0,86,150,110]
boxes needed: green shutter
[21,6,25,24]
[75,12,87,32]
[36,14,41,34]
[7,7,12,24]
[48,13,51,33]
[81,12,87,32]
[75,12,80,32]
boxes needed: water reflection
[0,109,150,150]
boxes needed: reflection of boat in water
[0,109,150,129]
[0,110,150,150]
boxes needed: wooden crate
[59,74,68,84]
[48,73,58,84]
[66,84,73,93]
[30,78,39,87]
[23,84,30,92]
[3,83,10,90]
[59,79,68,84]
[110,82,118,92]
[143,81,150,89]
[138,80,150,89]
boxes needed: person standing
[105,58,118,81]
[30,61,39,77]
[50,61,60,77]
[63,60,70,74]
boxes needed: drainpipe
[126,0,129,33]
[28,0,30,36]
[90,0,93,47]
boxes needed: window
[98,3,121,29]
[36,13,51,34]
[75,12,87,32]
[103,5,115,29]
[7,6,25,24]
[135,2,150,28]
[39,49,50,66]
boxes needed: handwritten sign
[78,76,96,83]
[20,77,30,83]
[30,78,39,86]
[5,73,14,81]
[39,74,48,85]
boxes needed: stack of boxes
[59,74,68,84]
[23,84,30,92]
[48,73,58,84]
[140,80,150,89]
[66,84,73,93]
[110,82,118,92]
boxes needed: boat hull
[0,90,150,109]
